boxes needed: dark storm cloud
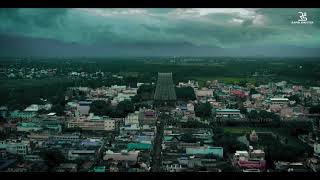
[0,8,319,57]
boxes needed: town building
[185,146,223,158]
[68,113,115,131]
[215,109,241,118]
[270,98,289,105]
[17,122,42,133]
[0,140,31,155]
[76,101,92,116]
[103,150,139,163]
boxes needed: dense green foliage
[39,150,65,169]
[175,87,196,101]
[113,100,135,118]
[134,84,155,102]
[288,94,301,104]
[212,127,247,158]
[180,133,197,143]
[89,100,110,116]
[310,104,320,114]
[1,58,320,110]
[195,102,212,118]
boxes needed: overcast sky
[0,8,320,57]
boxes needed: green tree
[310,104,320,114]
[249,88,258,95]
[240,107,247,115]
[40,150,65,169]
[288,94,301,104]
[89,100,110,116]
[238,80,248,87]
[195,102,212,118]
[180,133,197,143]
[175,87,196,100]
[116,100,135,118]
[247,110,259,120]
[51,104,64,116]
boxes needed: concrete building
[187,103,194,112]
[314,142,320,158]
[50,134,80,141]
[24,104,40,112]
[139,109,156,125]
[68,114,115,131]
[0,140,30,155]
[10,110,37,119]
[103,150,139,163]
[125,111,140,126]
[186,146,223,158]
[270,98,289,105]
[215,109,241,118]
[17,122,42,132]
[120,124,140,135]
[195,88,213,99]
[77,101,92,116]
[68,150,96,161]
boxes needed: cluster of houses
[1,76,320,172]
[6,67,57,79]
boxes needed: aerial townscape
[0,8,320,173]
[0,57,320,173]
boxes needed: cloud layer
[0,8,319,57]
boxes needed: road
[150,112,167,172]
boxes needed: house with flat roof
[127,143,151,151]
[0,140,31,155]
[17,122,42,132]
[215,109,241,118]
[186,146,223,158]
[10,110,37,119]
[103,150,139,163]
[270,98,289,105]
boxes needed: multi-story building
[103,150,139,163]
[10,110,37,119]
[125,111,140,126]
[68,114,115,131]
[0,140,31,155]
[270,98,289,105]
[139,109,156,125]
[185,146,223,158]
[215,109,241,118]
[16,122,43,132]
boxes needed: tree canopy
[175,87,196,101]
[89,100,110,116]
[195,102,212,118]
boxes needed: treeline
[89,100,134,118]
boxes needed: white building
[187,103,194,112]
[216,109,241,118]
[112,93,133,105]
[195,88,213,98]
[125,111,140,126]
[103,150,139,163]
[68,114,115,131]
[270,98,289,105]
[24,104,40,112]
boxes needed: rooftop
[216,109,240,112]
